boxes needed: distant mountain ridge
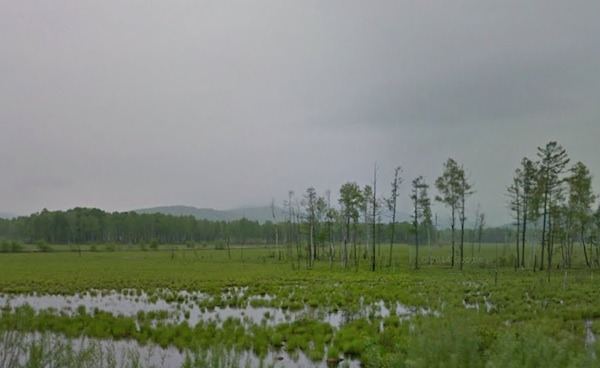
[134,205,286,223]
[0,212,16,219]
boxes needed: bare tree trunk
[295,204,302,269]
[460,219,464,270]
[451,210,456,268]
[309,221,314,268]
[371,164,377,272]
[459,192,465,270]
[471,205,480,259]
[521,209,527,268]
[540,188,549,270]
[329,225,334,269]
[388,166,402,267]
[326,190,334,269]
[435,213,440,247]
[414,198,419,270]
[582,227,591,268]
[271,199,280,261]
[389,219,395,267]
[515,203,521,270]
[547,207,553,281]
[353,221,359,270]
[344,217,350,268]
[287,191,294,268]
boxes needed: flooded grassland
[1,247,599,367]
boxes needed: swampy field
[1,244,599,368]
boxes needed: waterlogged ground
[0,330,360,368]
[0,288,419,328]
[0,288,420,367]
[1,247,600,367]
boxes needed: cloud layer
[1,1,599,225]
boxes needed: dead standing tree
[458,165,474,271]
[410,175,430,270]
[386,166,403,268]
[271,198,280,261]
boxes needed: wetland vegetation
[1,244,599,368]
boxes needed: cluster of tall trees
[279,159,477,271]
[434,159,475,270]
[507,141,599,271]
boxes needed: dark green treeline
[0,207,514,247]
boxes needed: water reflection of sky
[0,289,420,329]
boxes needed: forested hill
[134,205,286,223]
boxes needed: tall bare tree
[458,165,474,270]
[470,204,481,259]
[325,190,337,268]
[361,184,373,262]
[284,191,295,268]
[386,166,403,267]
[302,187,317,268]
[271,198,280,261]
[294,200,303,269]
[315,194,327,262]
[477,213,485,254]
[508,169,522,268]
[410,176,430,270]
[422,187,433,248]
[371,164,378,271]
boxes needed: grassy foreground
[1,244,600,367]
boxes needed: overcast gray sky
[1,1,599,225]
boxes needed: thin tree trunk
[414,202,419,270]
[227,236,231,260]
[329,222,334,269]
[540,190,548,270]
[344,217,350,268]
[275,223,280,261]
[521,209,527,268]
[389,219,396,268]
[460,194,465,270]
[582,227,591,268]
[436,214,440,248]
[353,222,358,270]
[451,210,456,268]
[515,205,521,270]
[460,220,464,270]
[471,205,479,259]
[371,165,377,272]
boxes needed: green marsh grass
[1,243,600,366]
